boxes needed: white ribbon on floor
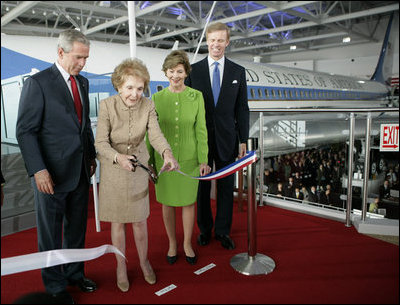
[1,244,125,276]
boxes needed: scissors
[130,154,158,183]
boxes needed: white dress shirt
[208,55,224,88]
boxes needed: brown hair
[162,50,191,75]
[111,58,150,91]
[206,22,230,41]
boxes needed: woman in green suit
[147,50,210,265]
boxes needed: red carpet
[1,184,399,304]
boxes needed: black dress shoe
[185,255,197,265]
[166,255,178,265]
[52,290,75,304]
[197,233,211,246]
[69,277,97,293]
[215,234,236,250]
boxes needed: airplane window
[250,88,255,99]
[157,85,163,91]
[304,91,308,98]
[300,90,304,98]
[258,89,263,98]
[272,89,276,97]
[143,87,150,97]
[295,90,299,97]
[278,90,282,98]
[264,89,269,97]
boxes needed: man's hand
[90,159,97,177]
[238,143,247,159]
[34,169,55,194]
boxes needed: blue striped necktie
[212,62,220,106]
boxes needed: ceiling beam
[1,1,39,27]
[83,1,182,35]
[227,31,347,53]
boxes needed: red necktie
[69,75,82,124]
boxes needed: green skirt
[154,159,199,206]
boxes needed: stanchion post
[247,138,257,257]
[230,138,275,275]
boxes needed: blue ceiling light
[167,7,184,16]
[140,1,150,10]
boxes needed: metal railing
[252,106,399,226]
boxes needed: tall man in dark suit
[16,29,97,303]
[185,22,249,250]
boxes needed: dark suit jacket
[16,64,96,192]
[185,57,249,161]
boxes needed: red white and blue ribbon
[174,150,257,180]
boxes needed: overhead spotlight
[6,6,9,11]
[177,14,186,21]
[96,18,100,23]
[43,11,47,16]
[32,9,35,14]
[343,36,351,43]
[290,45,296,50]
[76,16,80,20]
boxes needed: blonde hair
[162,50,191,75]
[111,58,150,91]
[206,22,230,41]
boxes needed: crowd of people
[13,22,249,303]
[263,146,399,212]
[263,146,346,207]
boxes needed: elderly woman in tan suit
[95,58,179,293]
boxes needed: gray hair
[57,29,90,53]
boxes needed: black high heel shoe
[166,255,178,265]
[185,255,197,265]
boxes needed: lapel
[200,58,213,94]
[50,64,84,130]
[219,58,233,96]
[198,58,215,108]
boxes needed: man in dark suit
[308,185,319,203]
[185,22,249,250]
[16,29,97,303]
[379,179,391,199]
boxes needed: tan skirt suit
[95,94,171,223]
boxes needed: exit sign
[380,124,399,152]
